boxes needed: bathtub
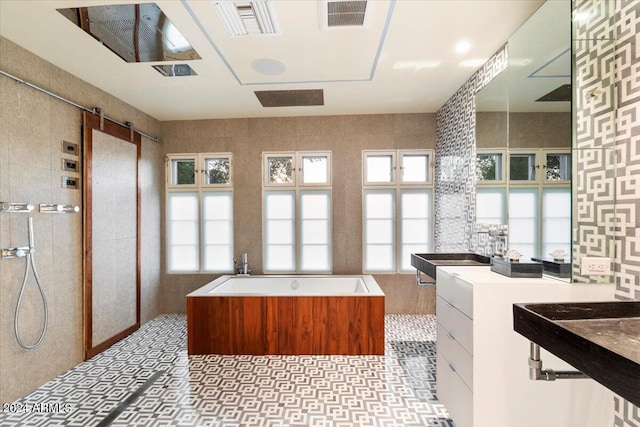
[187,275,385,356]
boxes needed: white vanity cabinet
[435,266,615,427]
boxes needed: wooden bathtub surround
[187,296,385,355]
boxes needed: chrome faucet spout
[235,252,251,275]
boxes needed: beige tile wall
[0,37,163,403]
[160,113,437,314]
[476,112,571,149]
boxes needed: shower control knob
[15,249,25,257]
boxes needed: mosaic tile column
[434,47,508,252]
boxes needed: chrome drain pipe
[415,269,435,286]
[528,342,589,381]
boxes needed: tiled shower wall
[0,37,164,404]
[573,0,639,424]
[434,46,508,252]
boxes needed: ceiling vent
[254,90,324,107]
[535,84,571,102]
[57,3,200,63]
[324,1,368,27]
[212,1,280,36]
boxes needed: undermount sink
[513,301,640,407]
[411,253,491,280]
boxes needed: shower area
[0,38,164,404]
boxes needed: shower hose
[14,217,48,349]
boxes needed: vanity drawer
[436,270,473,318]
[437,352,473,427]
[437,322,473,390]
[437,296,473,354]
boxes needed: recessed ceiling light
[252,58,286,75]
[455,40,472,54]
[510,58,533,67]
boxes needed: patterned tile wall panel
[434,46,508,252]
[469,223,508,256]
[572,0,618,283]
[614,0,640,302]
[574,0,640,424]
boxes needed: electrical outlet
[581,257,611,275]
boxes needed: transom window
[362,149,434,273]
[166,153,233,273]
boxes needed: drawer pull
[449,363,457,373]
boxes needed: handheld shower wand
[14,217,48,349]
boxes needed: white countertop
[437,265,612,288]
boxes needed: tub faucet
[234,252,251,276]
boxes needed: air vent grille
[327,1,367,27]
[254,90,324,107]
[213,1,280,36]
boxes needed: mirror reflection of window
[476,188,506,224]
[545,153,571,181]
[476,153,503,181]
[510,153,536,181]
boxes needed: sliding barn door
[83,112,141,359]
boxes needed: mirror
[475,0,572,279]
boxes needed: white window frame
[166,153,234,274]
[262,151,332,273]
[541,149,572,184]
[475,148,507,185]
[263,151,332,188]
[362,149,435,274]
[363,149,434,186]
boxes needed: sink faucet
[234,252,251,275]
[476,228,507,257]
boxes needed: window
[476,149,571,260]
[509,152,537,181]
[476,188,506,225]
[541,188,571,257]
[544,152,571,182]
[363,150,434,273]
[476,150,505,183]
[166,153,233,273]
[263,151,332,273]
[508,188,539,258]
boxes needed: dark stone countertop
[410,253,490,280]
[513,301,640,407]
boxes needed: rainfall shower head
[58,3,201,63]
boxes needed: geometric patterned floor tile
[0,314,454,427]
